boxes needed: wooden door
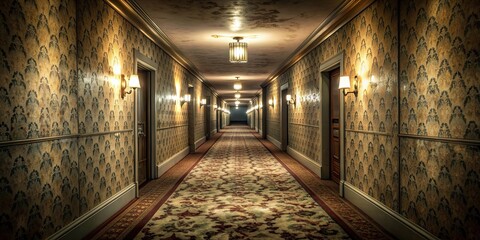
[137,69,149,186]
[330,68,340,184]
[281,89,288,151]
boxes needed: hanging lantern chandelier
[229,37,248,63]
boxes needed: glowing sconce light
[339,75,358,97]
[229,37,247,63]
[200,98,207,107]
[181,94,191,105]
[121,74,141,99]
[286,94,295,106]
[268,98,274,107]
[113,63,121,75]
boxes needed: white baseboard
[48,183,136,240]
[287,146,321,177]
[157,147,189,177]
[266,135,281,149]
[194,136,206,149]
[343,182,437,240]
[211,129,217,135]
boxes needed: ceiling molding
[104,0,217,94]
[261,0,375,87]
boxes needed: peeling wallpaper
[0,0,211,238]
[264,0,479,238]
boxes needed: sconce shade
[200,98,207,105]
[286,94,292,102]
[113,63,121,75]
[229,37,248,63]
[268,99,273,106]
[338,76,351,89]
[129,75,141,89]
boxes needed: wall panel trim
[156,124,188,131]
[0,129,134,147]
[287,146,321,177]
[48,183,136,240]
[157,147,190,177]
[398,134,480,146]
[343,182,437,240]
[194,136,206,149]
[289,122,319,129]
[345,129,392,136]
[267,135,281,149]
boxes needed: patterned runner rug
[91,126,392,239]
[134,131,350,239]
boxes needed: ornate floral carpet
[90,126,392,239]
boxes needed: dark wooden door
[330,68,340,184]
[137,69,149,186]
[281,89,288,151]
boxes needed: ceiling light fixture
[235,92,241,99]
[229,37,247,63]
[233,77,242,90]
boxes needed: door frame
[280,83,289,151]
[134,49,157,196]
[319,52,345,196]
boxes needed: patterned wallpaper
[0,0,212,238]
[193,80,211,142]
[280,50,321,162]
[0,0,78,238]
[321,0,400,211]
[264,0,479,238]
[399,0,480,238]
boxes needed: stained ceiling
[133,0,345,105]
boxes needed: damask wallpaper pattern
[279,50,321,162]
[264,0,479,238]
[319,0,400,211]
[399,0,480,238]
[265,80,280,141]
[0,0,79,238]
[0,0,210,238]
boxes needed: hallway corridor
[90,126,391,239]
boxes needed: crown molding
[261,0,375,87]
[104,0,217,94]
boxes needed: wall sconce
[338,75,358,97]
[200,98,207,107]
[286,94,296,106]
[121,74,141,99]
[181,94,191,105]
[268,98,274,107]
